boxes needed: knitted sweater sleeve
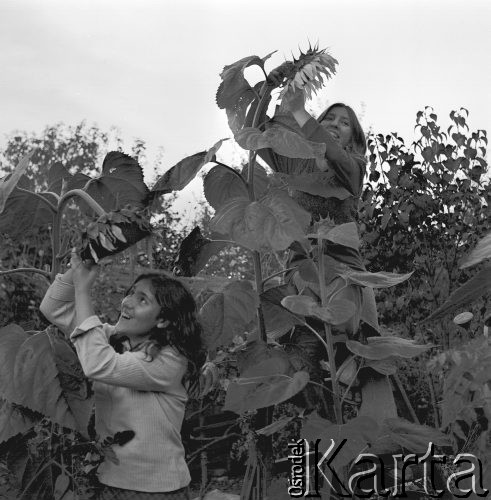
[70,317,187,392]
[39,274,79,339]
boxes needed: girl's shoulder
[156,345,188,369]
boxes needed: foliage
[360,107,489,331]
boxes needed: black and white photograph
[0,1,490,498]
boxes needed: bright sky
[1,0,489,220]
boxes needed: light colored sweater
[40,275,191,492]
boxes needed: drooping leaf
[346,336,433,360]
[235,126,326,160]
[0,325,93,435]
[281,295,355,326]
[0,188,56,238]
[0,151,33,214]
[0,399,41,444]
[151,139,227,196]
[423,264,491,322]
[199,281,258,351]
[83,151,149,212]
[460,231,491,269]
[272,171,352,200]
[173,226,227,277]
[203,165,248,210]
[343,269,413,288]
[209,190,311,252]
[216,55,264,109]
[224,370,309,414]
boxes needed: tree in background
[359,106,490,425]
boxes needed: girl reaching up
[40,250,206,499]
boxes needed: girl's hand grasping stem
[70,249,98,293]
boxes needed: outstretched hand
[280,87,307,114]
[70,249,98,293]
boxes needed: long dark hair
[129,273,206,397]
[317,103,367,156]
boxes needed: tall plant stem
[243,81,275,500]
[248,81,273,342]
[51,189,106,279]
[318,238,343,424]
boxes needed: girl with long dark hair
[40,252,206,499]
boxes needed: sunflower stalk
[51,189,107,279]
[248,80,274,342]
[318,236,343,425]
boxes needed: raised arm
[283,90,365,196]
[39,268,79,338]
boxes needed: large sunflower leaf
[346,336,433,360]
[216,55,269,109]
[224,354,309,414]
[0,399,41,444]
[203,162,269,211]
[0,325,92,435]
[0,152,33,214]
[83,151,149,212]
[423,264,491,322]
[203,165,248,210]
[236,126,326,160]
[261,284,303,339]
[0,188,56,238]
[272,171,352,200]
[199,281,258,351]
[151,139,227,197]
[209,190,310,252]
[173,226,227,277]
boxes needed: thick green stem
[51,189,106,280]
[247,81,273,342]
[318,237,343,424]
[244,81,275,500]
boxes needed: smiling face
[114,279,164,341]
[320,106,353,149]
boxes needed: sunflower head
[280,44,338,99]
